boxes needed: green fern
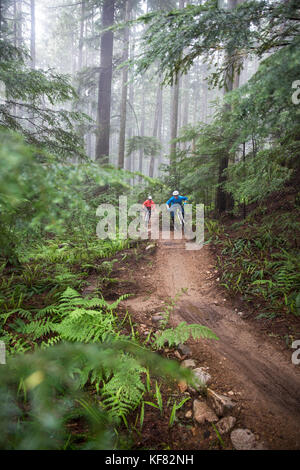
[101,356,146,421]
[34,305,60,319]
[55,310,115,343]
[53,288,130,343]
[21,318,57,340]
[2,288,130,350]
[0,331,32,355]
[40,336,61,349]
[153,322,219,349]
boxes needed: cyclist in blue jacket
[166,190,188,226]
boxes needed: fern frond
[154,322,218,349]
[35,305,60,318]
[22,318,57,340]
[16,309,33,320]
[109,294,131,310]
[102,370,145,419]
[54,312,115,343]
[40,335,61,349]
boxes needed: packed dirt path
[124,233,300,450]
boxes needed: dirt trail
[124,234,300,449]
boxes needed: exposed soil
[121,233,300,450]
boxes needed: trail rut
[124,234,300,449]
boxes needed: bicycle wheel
[173,209,182,231]
[176,209,184,226]
[144,210,150,227]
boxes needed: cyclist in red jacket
[143,196,155,221]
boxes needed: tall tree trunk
[216,0,242,214]
[193,60,200,125]
[242,141,246,219]
[88,6,96,159]
[126,84,134,172]
[78,1,85,71]
[30,0,35,68]
[182,73,189,128]
[127,39,135,180]
[13,0,17,45]
[76,1,86,153]
[95,0,114,164]
[169,0,184,164]
[17,0,23,48]
[157,86,163,176]
[118,0,130,169]
[169,74,180,189]
[199,62,208,123]
[181,72,190,150]
[203,83,208,123]
[170,76,180,157]
[139,85,145,182]
[149,83,163,178]
[71,31,76,76]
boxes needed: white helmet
[148,195,152,199]
[173,190,179,196]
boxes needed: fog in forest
[0,0,299,452]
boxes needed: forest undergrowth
[0,234,219,450]
[207,180,300,344]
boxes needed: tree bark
[182,73,189,128]
[193,60,200,125]
[13,0,17,46]
[95,0,114,164]
[149,82,163,177]
[127,36,135,177]
[181,71,190,150]
[157,85,163,176]
[139,85,145,182]
[17,0,23,48]
[78,0,85,71]
[216,0,242,214]
[30,0,35,68]
[118,0,130,169]
[170,76,180,157]
[169,0,184,162]
[0,1,2,34]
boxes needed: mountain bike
[169,203,185,231]
[176,208,184,225]
[144,208,151,228]
[174,206,184,230]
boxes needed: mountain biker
[143,195,155,220]
[166,191,188,226]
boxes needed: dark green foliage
[136,0,300,86]
[0,276,201,446]
[162,38,300,210]
[216,210,300,316]
[0,341,192,449]
[0,40,87,158]
[0,129,131,263]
